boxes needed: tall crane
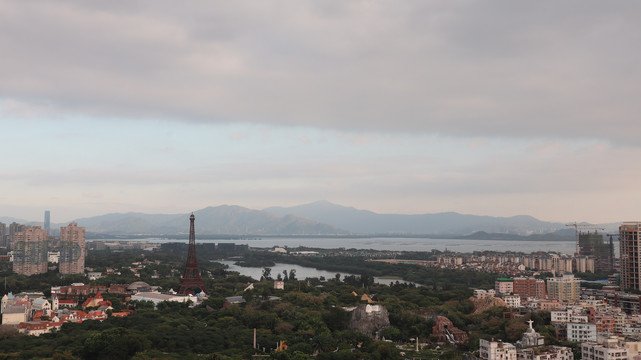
[566,222,605,255]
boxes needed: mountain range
[266,201,567,235]
[2,201,616,238]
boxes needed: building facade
[547,274,581,302]
[581,337,634,360]
[59,223,85,274]
[566,322,597,342]
[513,277,546,300]
[8,222,25,250]
[579,232,612,273]
[12,226,49,275]
[0,222,5,248]
[480,339,517,360]
[620,222,641,291]
[503,294,521,308]
[496,278,514,294]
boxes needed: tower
[44,210,50,231]
[59,222,86,274]
[178,214,206,295]
[620,222,641,291]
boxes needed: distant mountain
[69,205,346,236]
[460,229,575,241]
[0,216,32,225]
[1,202,621,237]
[264,200,566,236]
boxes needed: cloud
[1,1,640,142]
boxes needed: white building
[475,289,496,299]
[131,292,198,306]
[567,322,597,342]
[517,320,545,349]
[482,320,573,360]
[581,337,630,360]
[47,251,60,263]
[480,339,517,360]
[2,305,27,325]
[87,272,102,281]
[551,309,589,324]
[503,294,521,308]
[518,346,574,360]
[31,298,51,314]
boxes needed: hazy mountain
[264,200,567,235]
[0,216,34,225]
[69,205,346,235]
[2,202,621,237]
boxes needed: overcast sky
[1,1,640,224]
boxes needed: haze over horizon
[1,1,641,224]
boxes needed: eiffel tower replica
[178,213,207,295]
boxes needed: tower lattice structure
[178,214,206,295]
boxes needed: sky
[1,1,641,224]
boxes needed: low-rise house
[2,305,27,325]
[474,289,496,299]
[31,298,51,314]
[480,339,516,360]
[517,346,574,360]
[82,292,112,309]
[581,336,636,360]
[87,272,102,280]
[503,294,521,308]
[18,321,63,336]
[131,292,197,306]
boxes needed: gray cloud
[1,1,640,142]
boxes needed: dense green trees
[0,245,563,359]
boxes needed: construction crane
[566,222,605,255]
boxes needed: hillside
[265,201,566,236]
[69,205,346,236]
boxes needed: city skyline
[2,2,641,224]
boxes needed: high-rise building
[547,274,580,302]
[59,222,85,275]
[8,222,25,250]
[44,211,50,231]
[12,226,49,276]
[0,222,6,248]
[620,222,641,291]
[578,232,612,272]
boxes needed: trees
[262,267,272,281]
[81,328,150,360]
